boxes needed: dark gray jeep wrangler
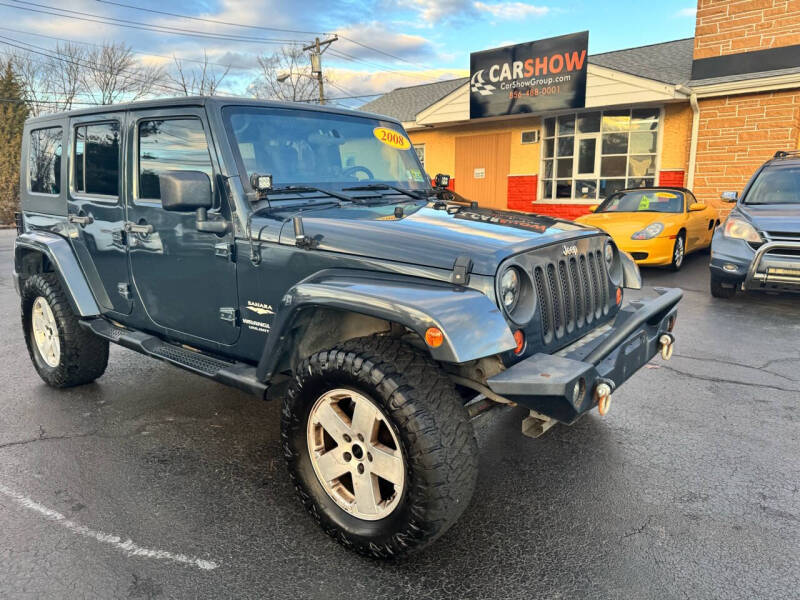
[13,97,681,558]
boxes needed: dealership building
[363,0,800,219]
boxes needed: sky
[0,0,699,108]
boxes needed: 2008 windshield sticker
[374,127,411,150]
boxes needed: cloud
[473,2,549,19]
[336,22,436,61]
[401,0,550,23]
[674,7,697,17]
[327,66,468,98]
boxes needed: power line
[91,0,441,72]
[94,0,327,36]
[0,25,253,72]
[3,1,305,45]
[3,1,452,87]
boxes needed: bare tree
[11,42,86,116]
[82,42,164,105]
[168,51,231,97]
[248,45,328,102]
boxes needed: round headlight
[604,242,614,268]
[500,267,521,312]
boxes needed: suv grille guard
[744,239,800,288]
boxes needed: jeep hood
[740,204,800,233]
[269,203,598,275]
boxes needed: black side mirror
[160,171,213,212]
[159,171,228,234]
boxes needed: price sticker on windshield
[374,127,411,150]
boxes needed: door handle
[68,214,93,225]
[124,222,154,235]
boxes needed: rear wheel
[710,274,737,299]
[21,273,109,387]
[282,336,478,558]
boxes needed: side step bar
[80,318,268,399]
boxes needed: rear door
[66,112,132,315]
[125,107,239,346]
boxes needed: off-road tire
[21,273,109,387]
[710,274,737,299]
[282,336,478,558]
[670,232,686,271]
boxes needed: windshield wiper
[267,185,356,203]
[342,183,430,200]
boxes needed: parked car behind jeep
[710,150,800,298]
[13,97,681,558]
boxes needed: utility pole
[303,35,337,105]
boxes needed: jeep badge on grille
[562,244,578,257]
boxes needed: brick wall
[694,0,800,59]
[529,203,593,220]
[693,89,800,202]
[506,175,537,212]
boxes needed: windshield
[745,165,800,204]
[596,189,684,214]
[223,106,429,195]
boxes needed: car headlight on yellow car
[631,222,664,240]
[722,216,762,243]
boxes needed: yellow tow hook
[595,382,613,416]
[659,333,675,361]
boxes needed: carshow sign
[470,31,589,119]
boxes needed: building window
[138,118,213,201]
[29,126,62,195]
[74,122,120,196]
[541,108,659,202]
[413,144,425,169]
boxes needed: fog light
[513,329,525,355]
[723,264,738,272]
[425,327,444,348]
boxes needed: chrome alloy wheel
[31,296,60,368]
[306,388,406,521]
[674,236,685,268]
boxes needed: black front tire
[282,336,478,558]
[710,274,737,299]
[21,273,109,388]
[670,232,686,271]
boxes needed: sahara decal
[246,300,274,316]
[373,127,411,150]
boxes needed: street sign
[470,31,589,119]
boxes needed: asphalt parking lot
[1,227,798,599]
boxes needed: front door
[66,112,132,316]
[125,108,239,346]
[455,132,511,210]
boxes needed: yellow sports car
[576,187,719,270]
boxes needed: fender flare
[14,231,100,316]
[256,270,516,381]
[620,250,642,290]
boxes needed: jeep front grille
[534,248,611,344]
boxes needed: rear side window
[29,127,62,195]
[138,118,213,200]
[74,122,120,196]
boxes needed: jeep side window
[74,122,120,196]
[138,118,213,201]
[29,126,62,195]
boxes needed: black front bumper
[487,287,682,424]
